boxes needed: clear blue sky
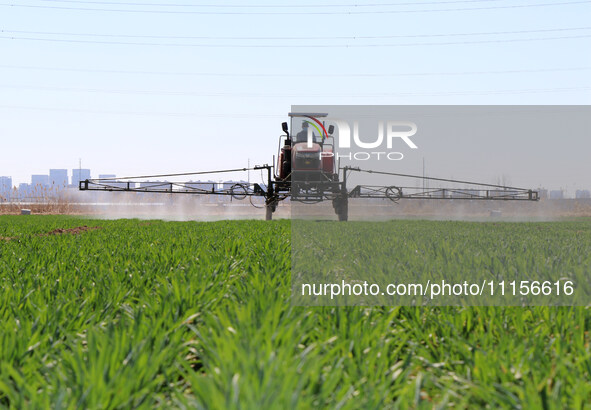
[1,0,590,192]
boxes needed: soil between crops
[0,226,102,241]
[42,226,102,236]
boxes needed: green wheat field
[1,215,590,408]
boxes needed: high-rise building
[18,183,31,200]
[576,190,591,199]
[30,175,49,198]
[31,174,49,188]
[72,169,91,187]
[49,169,68,189]
[0,176,13,200]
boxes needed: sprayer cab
[279,112,337,181]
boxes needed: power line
[2,64,590,78]
[1,0,589,15]
[2,26,590,40]
[1,84,589,97]
[2,33,589,47]
[1,88,589,118]
[33,0,506,8]
[0,104,284,117]
[97,167,262,181]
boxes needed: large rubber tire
[338,206,348,222]
[336,201,348,222]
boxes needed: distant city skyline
[1,166,591,200]
[1,168,98,200]
[1,168,96,188]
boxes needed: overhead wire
[2,84,591,97]
[92,167,260,180]
[1,0,590,14]
[1,33,590,47]
[31,0,508,8]
[0,104,285,117]
[1,64,589,78]
[2,26,590,40]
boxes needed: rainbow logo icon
[302,115,329,142]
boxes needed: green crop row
[0,216,590,408]
[292,219,591,305]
